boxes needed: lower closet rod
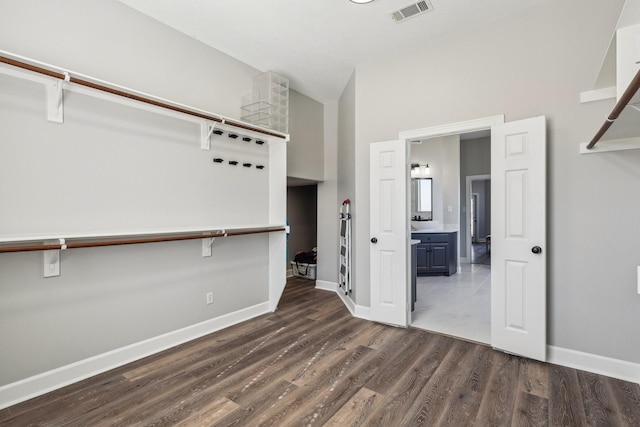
[0,227,286,253]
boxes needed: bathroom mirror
[411,178,432,220]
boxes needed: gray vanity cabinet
[414,231,457,276]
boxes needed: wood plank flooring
[2,277,640,426]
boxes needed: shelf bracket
[201,122,216,150]
[43,239,66,278]
[202,229,227,257]
[46,76,67,123]
[580,137,640,154]
[202,237,215,257]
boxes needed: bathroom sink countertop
[411,224,458,234]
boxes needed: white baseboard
[335,288,371,321]
[315,280,338,292]
[354,304,371,320]
[0,301,271,410]
[286,268,293,278]
[548,345,640,384]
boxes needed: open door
[491,116,546,361]
[369,140,409,327]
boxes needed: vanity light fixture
[411,163,430,177]
[349,0,375,3]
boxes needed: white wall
[0,0,281,393]
[350,0,640,364]
[0,1,257,119]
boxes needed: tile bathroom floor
[411,263,491,344]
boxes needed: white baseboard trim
[0,301,271,410]
[354,304,371,320]
[337,290,356,315]
[286,268,293,278]
[315,280,338,292]
[548,345,640,384]
[335,288,371,321]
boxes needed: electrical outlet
[206,292,213,305]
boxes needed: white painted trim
[337,290,356,315]
[0,302,271,410]
[335,290,371,321]
[580,86,616,103]
[580,137,640,154]
[354,305,372,320]
[548,345,640,384]
[399,115,504,141]
[286,268,294,278]
[315,280,338,292]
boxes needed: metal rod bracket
[201,122,216,150]
[202,236,215,257]
[46,79,65,123]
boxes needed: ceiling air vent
[391,0,433,23]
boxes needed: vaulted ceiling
[119,0,551,103]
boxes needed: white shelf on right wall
[580,1,640,153]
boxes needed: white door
[370,140,409,327]
[491,116,546,361]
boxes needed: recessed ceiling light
[350,0,375,4]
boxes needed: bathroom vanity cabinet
[413,231,457,276]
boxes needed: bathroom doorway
[466,174,491,266]
[410,131,492,344]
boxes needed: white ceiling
[119,0,550,103]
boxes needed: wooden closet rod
[586,68,640,149]
[0,55,286,140]
[0,226,285,253]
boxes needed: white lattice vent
[391,0,433,23]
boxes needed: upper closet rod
[0,55,286,140]
[587,68,640,149]
[0,226,285,254]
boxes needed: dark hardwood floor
[2,276,640,426]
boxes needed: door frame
[466,174,491,259]
[400,115,504,264]
[398,115,504,337]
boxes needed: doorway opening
[410,134,491,344]
[286,179,318,278]
[467,174,491,266]
[400,116,503,345]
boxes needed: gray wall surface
[337,72,357,299]
[316,102,339,284]
[288,90,325,181]
[349,0,640,363]
[460,137,491,254]
[0,0,270,386]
